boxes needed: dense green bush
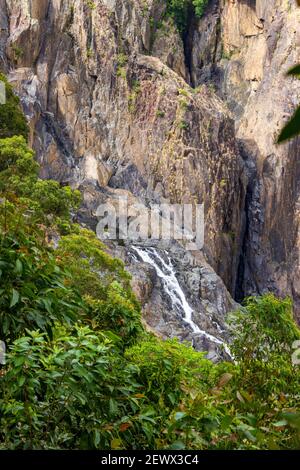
[0,74,29,139]
[125,337,212,408]
[56,230,132,297]
[0,325,149,450]
[0,136,81,226]
[192,0,209,17]
[85,284,142,347]
[166,0,209,33]
[1,307,299,449]
[228,294,300,363]
[56,230,142,345]
[0,227,81,342]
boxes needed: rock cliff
[190,0,300,318]
[0,0,299,355]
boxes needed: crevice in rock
[185,0,222,89]
[235,180,252,302]
[234,141,259,303]
[182,5,197,87]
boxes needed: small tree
[0,74,28,139]
[228,294,300,396]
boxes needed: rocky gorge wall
[0,0,299,356]
[190,0,300,317]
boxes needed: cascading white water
[132,246,200,333]
[131,246,231,356]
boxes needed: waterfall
[131,246,231,356]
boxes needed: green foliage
[125,338,212,408]
[228,294,300,404]
[85,0,96,10]
[166,0,190,34]
[0,325,148,450]
[166,0,209,34]
[156,110,165,118]
[0,135,36,173]
[0,136,81,225]
[56,229,130,296]
[85,283,142,347]
[116,53,128,79]
[56,230,142,345]
[126,324,300,450]
[192,0,209,17]
[11,45,24,61]
[0,227,81,343]
[277,63,300,142]
[128,80,141,114]
[2,316,299,450]
[0,74,29,139]
[30,180,81,219]
[228,294,300,363]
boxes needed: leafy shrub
[166,0,209,34]
[0,325,151,450]
[0,74,29,139]
[0,227,81,343]
[0,135,36,174]
[85,283,142,347]
[126,337,212,408]
[227,294,300,400]
[56,230,142,345]
[228,294,300,362]
[56,229,131,296]
[0,294,299,449]
[0,136,81,224]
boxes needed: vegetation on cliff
[166,0,209,33]
[0,74,28,140]
[0,75,299,450]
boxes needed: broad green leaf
[277,106,300,143]
[10,289,20,308]
[273,420,288,427]
[109,398,118,415]
[94,430,100,447]
[18,376,26,387]
[14,356,26,367]
[42,298,52,314]
[287,64,300,76]
[2,315,10,334]
[169,441,186,450]
[281,412,300,430]
[174,412,187,421]
[15,259,23,274]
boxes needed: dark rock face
[0,0,299,356]
[190,0,300,320]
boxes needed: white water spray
[131,246,231,356]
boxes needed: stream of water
[131,246,231,355]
